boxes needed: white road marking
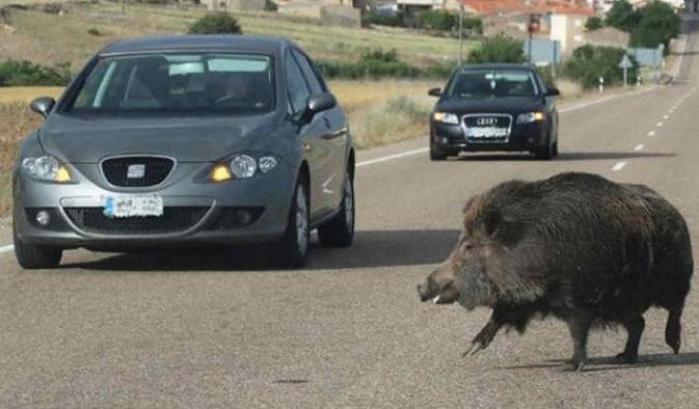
[0,245,13,254]
[657,122,663,127]
[663,114,669,119]
[648,130,656,137]
[634,144,645,151]
[356,147,429,168]
[612,161,627,171]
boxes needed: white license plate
[103,194,164,218]
[466,127,509,138]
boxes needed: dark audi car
[428,64,560,160]
[14,35,355,269]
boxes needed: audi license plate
[103,194,164,218]
[466,127,509,138]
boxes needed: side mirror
[302,92,337,122]
[545,87,560,97]
[428,88,442,97]
[30,97,56,118]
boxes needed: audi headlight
[21,155,72,183]
[516,111,546,124]
[209,153,279,182]
[433,112,460,125]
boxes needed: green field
[0,2,474,69]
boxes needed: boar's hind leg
[566,315,591,372]
[665,306,683,354]
[463,313,503,357]
[616,315,645,364]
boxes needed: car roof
[457,63,536,72]
[99,35,291,56]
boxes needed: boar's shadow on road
[57,229,461,272]
[501,352,699,372]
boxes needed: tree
[188,12,243,35]
[605,0,641,32]
[585,16,604,31]
[630,1,680,50]
[467,34,526,64]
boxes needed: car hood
[435,96,544,116]
[39,113,280,163]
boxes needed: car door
[284,49,335,219]
[292,49,348,212]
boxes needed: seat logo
[476,117,497,126]
[127,164,146,179]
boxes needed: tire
[13,223,62,269]
[533,136,555,160]
[275,179,310,268]
[318,173,355,248]
[430,140,449,161]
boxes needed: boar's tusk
[432,295,441,304]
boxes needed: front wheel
[275,180,310,268]
[532,136,556,160]
[430,140,452,161]
[318,174,355,248]
[13,224,62,269]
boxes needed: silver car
[13,35,355,269]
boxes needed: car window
[292,49,324,95]
[285,51,311,115]
[447,70,538,98]
[66,53,275,114]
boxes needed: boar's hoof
[571,360,586,372]
[462,341,485,358]
[615,351,639,364]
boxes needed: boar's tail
[665,306,683,354]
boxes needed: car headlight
[21,155,72,183]
[209,153,279,182]
[433,112,460,125]
[516,111,546,124]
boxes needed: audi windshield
[446,70,539,98]
[64,53,275,114]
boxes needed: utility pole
[458,4,464,66]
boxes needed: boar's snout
[417,269,460,305]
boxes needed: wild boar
[417,172,693,371]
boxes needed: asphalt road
[3,23,699,409]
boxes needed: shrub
[630,1,680,50]
[537,65,557,88]
[467,34,526,64]
[416,10,458,31]
[318,49,421,79]
[564,45,638,88]
[462,16,484,37]
[188,12,242,35]
[585,16,603,31]
[87,27,101,36]
[363,9,404,27]
[265,0,278,12]
[0,60,71,87]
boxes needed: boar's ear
[483,208,526,246]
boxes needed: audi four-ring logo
[476,117,497,126]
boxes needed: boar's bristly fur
[417,172,693,371]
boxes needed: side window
[292,49,324,95]
[285,51,311,115]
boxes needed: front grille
[463,114,512,129]
[101,156,174,188]
[64,207,209,235]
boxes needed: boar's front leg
[566,314,592,372]
[617,314,645,364]
[463,312,503,357]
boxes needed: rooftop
[100,35,289,55]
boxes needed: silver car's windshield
[447,70,539,98]
[66,53,275,114]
